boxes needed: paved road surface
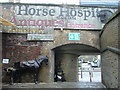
[78,63,101,82]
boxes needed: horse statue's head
[39,56,48,65]
[97,10,113,23]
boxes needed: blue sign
[69,33,80,40]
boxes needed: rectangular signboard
[27,34,54,41]
[69,33,80,40]
[0,3,117,34]
[2,59,9,64]
[80,0,119,7]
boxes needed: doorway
[53,43,101,82]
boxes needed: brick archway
[51,43,100,82]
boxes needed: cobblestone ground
[2,82,106,88]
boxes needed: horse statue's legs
[9,70,17,85]
[34,68,39,84]
[10,71,14,85]
[17,69,22,83]
[14,61,22,83]
[5,67,17,85]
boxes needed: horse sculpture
[4,56,48,84]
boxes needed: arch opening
[53,43,101,82]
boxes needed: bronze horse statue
[5,56,48,84]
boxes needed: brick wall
[100,12,120,88]
[2,28,101,83]
[2,29,101,83]
[2,33,49,83]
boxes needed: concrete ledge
[2,82,106,88]
[101,46,120,55]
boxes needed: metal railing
[79,64,101,82]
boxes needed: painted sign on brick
[1,3,117,33]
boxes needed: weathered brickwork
[55,53,78,82]
[100,12,120,88]
[2,3,120,86]
[118,11,120,89]
[101,51,118,88]
[2,29,100,83]
[53,30,100,50]
[2,33,45,83]
[100,16,119,51]
[118,55,120,88]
